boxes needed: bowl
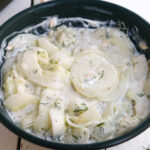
[0,0,150,149]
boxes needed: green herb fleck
[143,146,150,150]
[37,51,40,55]
[33,69,38,74]
[54,102,61,110]
[62,41,65,47]
[147,95,150,99]
[53,27,57,31]
[131,99,136,106]
[117,21,129,32]
[84,75,96,82]
[55,60,58,64]
[137,93,144,97]
[126,62,130,66]
[73,106,88,113]
[114,107,117,113]
[49,60,53,64]
[99,71,104,80]
[89,136,92,140]
[48,68,54,71]
[65,109,68,113]
[49,60,58,64]
[105,31,111,38]
[121,27,129,32]
[72,135,78,139]
[97,122,105,127]
[81,103,86,106]
[25,84,28,88]
[131,99,136,117]
[67,68,70,72]
[40,103,49,105]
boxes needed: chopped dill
[48,68,54,71]
[84,75,96,82]
[65,109,68,113]
[54,102,61,110]
[137,93,144,97]
[114,107,117,113]
[131,99,136,117]
[97,122,105,127]
[73,106,88,113]
[62,41,65,47]
[53,27,57,31]
[147,95,150,99]
[25,84,29,87]
[126,62,130,66]
[99,71,104,80]
[105,31,112,38]
[72,135,78,139]
[117,21,129,32]
[37,51,40,55]
[40,103,49,105]
[131,99,136,106]
[49,60,53,64]
[33,69,38,74]
[143,146,150,150]
[81,103,86,106]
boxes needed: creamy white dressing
[0,17,150,144]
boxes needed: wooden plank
[20,139,51,150]
[108,127,150,150]
[0,123,18,150]
[0,0,31,25]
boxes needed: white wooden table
[0,0,150,150]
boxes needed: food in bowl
[1,17,150,144]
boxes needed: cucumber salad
[1,17,150,144]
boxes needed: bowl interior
[0,0,150,149]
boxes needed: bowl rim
[0,0,150,149]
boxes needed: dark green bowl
[0,0,150,149]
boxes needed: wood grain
[0,123,18,150]
[20,139,51,150]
